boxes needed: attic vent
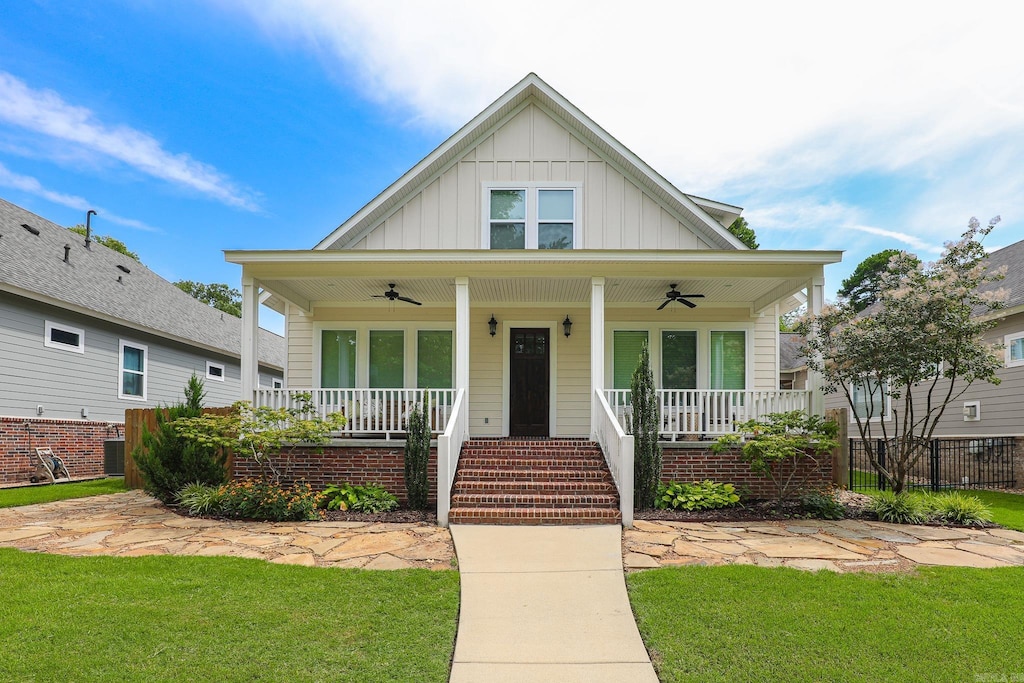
[117,264,131,274]
[21,223,40,236]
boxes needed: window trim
[481,182,582,250]
[1005,331,1024,368]
[44,320,84,354]
[206,361,225,382]
[118,340,148,401]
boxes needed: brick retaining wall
[0,417,117,484]
[661,445,834,499]
[232,444,438,504]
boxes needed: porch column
[241,275,260,401]
[590,277,605,440]
[455,276,470,399]
[806,273,825,416]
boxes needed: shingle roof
[0,197,284,369]
[982,239,1024,310]
[779,332,806,372]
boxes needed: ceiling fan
[373,283,422,306]
[657,284,705,310]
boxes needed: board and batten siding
[347,103,716,252]
[823,312,1024,437]
[1,294,279,422]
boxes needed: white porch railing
[253,388,456,440]
[594,388,634,527]
[604,389,812,440]
[437,388,468,527]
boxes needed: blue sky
[2,1,1021,334]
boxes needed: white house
[226,74,841,525]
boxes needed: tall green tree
[631,340,662,511]
[68,225,140,261]
[175,280,242,317]
[837,249,919,313]
[727,217,759,249]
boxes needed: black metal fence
[849,436,1017,491]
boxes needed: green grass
[0,477,127,507]
[0,549,459,682]
[959,489,1024,531]
[629,565,1024,683]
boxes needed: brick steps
[449,438,621,525]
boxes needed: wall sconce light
[963,401,980,421]
[488,314,498,337]
[563,315,573,338]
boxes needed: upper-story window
[483,183,579,250]
[44,320,84,353]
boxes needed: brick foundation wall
[661,446,834,499]
[0,417,118,484]
[232,445,438,504]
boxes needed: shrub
[320,483,399,513]
[656,481,740,511]
[216,480,322,522]
[176,482,226,516]
[631,341,663,511]
[799,488,846,520]
[870,490,929,524]
[134,376,228,503]
[923,491,993,527]
[404,393,431,511]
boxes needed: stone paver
[0,490,453,570]
[624,518,1024,573]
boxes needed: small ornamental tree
[404,392,432,510]
[798,217,1007,493]
[174,393,345,484]
[631,340,662,511]
[713,411,838,504]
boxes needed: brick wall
[0,417,118,484]
[232,445,438,504]
[661,445,834,499]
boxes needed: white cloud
[0,72,260,211]
[847,225,942,254]
[0,161,159,232]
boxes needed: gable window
[1006,332,1024,368]
[485,184,579,250]
[119,341,147,400]
[44,321,84,353]
[206,361,225,381]
[850,378,889,421]
[417,330,453,389]
[321,330,356,388]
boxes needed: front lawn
[0,549,459,682]
[0,477,127,508]
[629,565,1024,683]
[960,489,1024,531]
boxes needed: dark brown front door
[509,328,550,436]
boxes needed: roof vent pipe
[63,244,71,263]
[85,209,97,248]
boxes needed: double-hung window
[612,331,648,390]
[119,341,147,400]
[709,331,746,390]
[417,330,453,388]
[485,184,578,250]
[369,330,404,388]
[661,331,698,390]
[850,378,889,420]
[321,330,356,388]
[1006,332,1024,367]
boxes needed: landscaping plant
[799,216,1007,493]
[923,491,993,526]
[175,482,226,516]
[656,481,740,511]
[799,488,846,520]
[631,340,662,511]
[133,375,227,503]
[713,410,838,504]
[869,490,930,524]
[404,392,431,510]
[320,483,398,513]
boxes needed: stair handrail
[437,387,467,527]
[594,388,634,527]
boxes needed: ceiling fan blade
[397,296,422,306]
[657,299,671,310]
[370,294,388,299]
[679,298,697,308]
[677,294,705,299]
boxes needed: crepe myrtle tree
[798,217,1007,493]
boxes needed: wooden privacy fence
[124,407,235,489]
[827,407,850,488]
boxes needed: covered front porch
[227,249,839,525]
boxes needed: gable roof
[779,332,806,372]
[316,73,747,251]
[0,197,284,369]
[982,238,1024,312]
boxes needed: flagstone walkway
[623,518,1024,572]
[0,490,454,569]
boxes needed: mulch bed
[322,509,437,524]
[636,489,876,523]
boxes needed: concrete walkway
[449,525,658,683]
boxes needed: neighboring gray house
[826,238,1023,438]
[779,332,807,390]
[0,197,284,483]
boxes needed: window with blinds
[613,330,648,390]
[710,331,746,390]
